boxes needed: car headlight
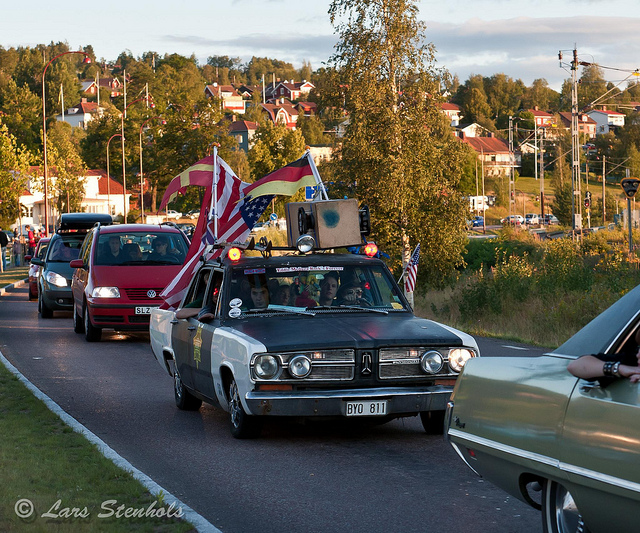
[421,350,444,374]
[45,271,68,287]
[254,354,280,379]
[289,355,312,378]
[448,348,476,373]
[91,287,121,298]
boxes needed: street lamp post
[120,95,154,222]
[138,116,163,224]
[42,50,90,236]
[106,133,122,217]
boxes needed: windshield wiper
[321,305,389,315]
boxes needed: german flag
[244,152,316,199]
[158,155,214,211]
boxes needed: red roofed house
[228,120,259,151]
[273,80,315,101]
[458,132,521,177]
[586,108,626,135]
[261,100,299,129]
[440,103,462,127]
[205,83,246,114]
[529,107,555,127]
[296,101,317,117]
[56,98,104,130]
[558,112,597,139]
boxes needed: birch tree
[328,0,469,286]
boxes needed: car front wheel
[542,480,591,533]
[174,368,202,411]
[73,302,84,333]
[83,303,102,342]
[39,292,53,319]
[420,410,446,434]
[228,378,262,439]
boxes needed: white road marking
[0,350,221,533]
[502,345,530,351]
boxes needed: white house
[586,108,626,135]
[56,98,103,130]
[440,103,462,127]
[16,168,131,232]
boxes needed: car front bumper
[245,385,454,417]
[41,285,73,310]
[87,301,161,330]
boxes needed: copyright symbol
[15,498,34,519]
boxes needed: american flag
[160,156,272,309]
[404,243,420,293]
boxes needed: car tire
[83,303,102,342]
[39,292,53,319]
[542,480,591,533]
[228,377,262,439]
[174,368,202,411]
[420,410,446,434]
[73,302,85,334]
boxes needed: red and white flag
[159,156,272,309]
[404,243,420,293]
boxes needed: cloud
[426,16,640,90]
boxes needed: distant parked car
[524,213,540,225]
[544,214,560,225]
[185,209,200,220]
[471,216,484,228]
[500,215,523,226]
[26,237,50,300]
[166,210,182,220]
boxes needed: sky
[3,0,640,93]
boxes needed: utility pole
[602,155,606,225]
[540,132,545,220]
[571,47,582,232]
[509,116,514,217]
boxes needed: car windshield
[94,231,188,266]
[46,235,83,262]
[227,262,408,316]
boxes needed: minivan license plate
[135,306,157,314]
[345,400,387,416]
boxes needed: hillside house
[586,108,626,134]
[459,132,521,177]
[440,103,462,127]
[205,83,246,114]
[56,98,103,129]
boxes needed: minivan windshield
[94,232,188,266]
[227,263,407,315]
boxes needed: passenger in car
[248,274,270,309]
[336,281,371,307]
[101,235,125,264]
[318,272,339,306]
[123,243,143,261]
[568,330,640,383]
[273,284,292,306]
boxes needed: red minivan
[71,223,189,341]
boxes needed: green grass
[0,266,29,287]
[0,363,195,532]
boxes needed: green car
[446,284,640,533]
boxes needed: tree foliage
[46,121,87,213]
[328,0,469,285]
[248,121,306,180]
[0,118,32,226]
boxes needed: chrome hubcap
[229,381,241,428]
[174,372,183,400]
[554,485,586,533]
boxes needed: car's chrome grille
[290,365,354,380]
[379,348,452,380]
[124,288,164,300]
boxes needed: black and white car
[150,249,479,438]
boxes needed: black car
[32,213,112,318]
[150,250,480,438]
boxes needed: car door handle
[170,319,178,324]
[187,326,197,331]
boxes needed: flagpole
[211,143,219,241]
[305,147,329,200]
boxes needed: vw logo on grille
[147,290,157,298]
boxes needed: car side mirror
[69,259,85,269]
[31,258,45,267]
[24,255,32,262]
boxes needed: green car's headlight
[254,354,280,379]
[45,271,67,287]
[448,348,476,373]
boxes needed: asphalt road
[0,285,545,533]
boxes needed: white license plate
[345,400,388,416]
[135,306,158,315]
